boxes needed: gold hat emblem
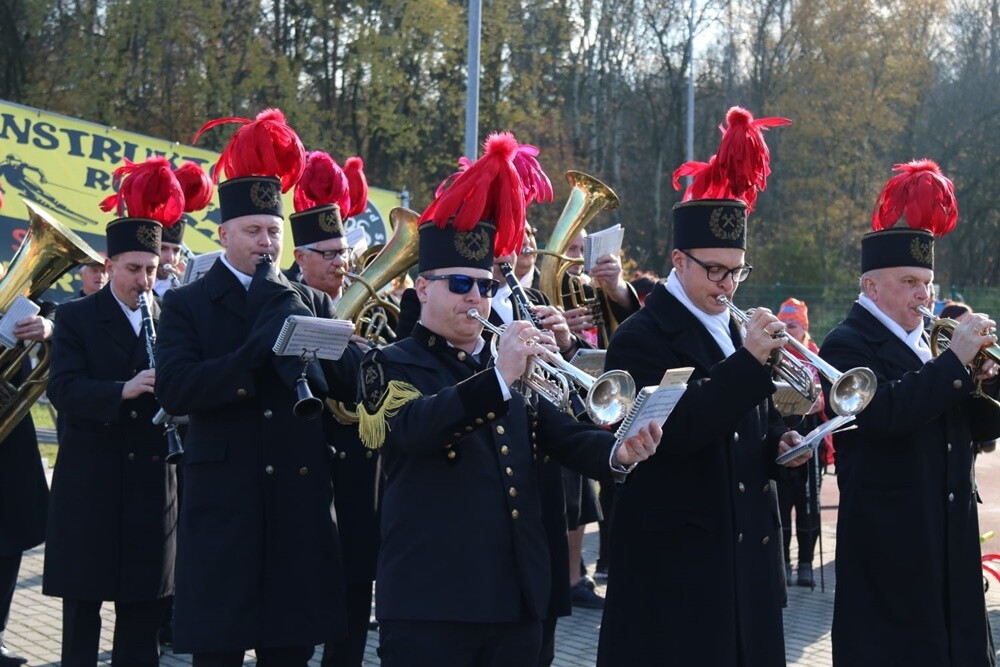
[318,207,344,234]
[454,227,491,261]
[136,224,160,252]
[910,237,934,265]
[709,206,745,242]
[249,181,282,211]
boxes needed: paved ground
[7,462,1000,665]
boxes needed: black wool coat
[821,303,1000,667]
[44,287,176,602]
[597,286,788,667]
[155,260,362,654]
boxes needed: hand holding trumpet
[495,321,560,387]
[741,307,789,365]
[947,312,998,367]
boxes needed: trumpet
[717,296,877,417]
[919,306,1000,404]
[466,308,636,426]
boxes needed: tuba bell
[328,207,420,424]
[535,171,621,343]
[0,201,104,442]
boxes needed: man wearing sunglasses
[598,195,810,666]
[356,136,663,667]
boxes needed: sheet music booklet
[272,315,355,361]
[583,224,624,272]
[568,348,607,377]
[182,250,223,284]
[0,295,41,349]
[613,366,694,445]
[775,414,856,465]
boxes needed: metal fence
[732,284,1000,344]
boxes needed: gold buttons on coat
[496,425,505,435]
[948,493,955,502]
[457,351,467,361]
[738,482,745,493]
[509,487,518,497]
[447,451,457,460]
[506,467,514,477]
[299,467,308,476]
[366,451,374,459]
[129,410,138,419]
[511,509,520,519]
[127,453,135,461]
[475,418,484,425]
[487,412,496,420]
[500,445,510,455]
[953,379,964,389]
[237,388,247,397]
[338,451,347,460]
[733,432,740,442]
[265,465,275,474]
[263,409,273,419]
[737,532,744,543]
[761,536,770,545]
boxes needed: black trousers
[538,616,558,667]
[777,456,820,564]
[321,580,374,667]
[0,552,21,645]
[378,619,542,667]
[62,597,166,667]
[192,645,314,667]
[596,482,615,572]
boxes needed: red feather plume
[293,151,349,214]
[513,144,553,206]
[343,157,369,218]
[193,108,305,193]
[673,106,791,213]
[871,159,958,236]
[174,162,214,212]
[99,157,184,227]
[434,156,473,198]
[420,132,525,256]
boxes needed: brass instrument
[718,296,877,417]
[535,171,621,341]
[161,263,182,288]
[919,306,1000,404]
[0,201,104,442]
[467,308,637,426]
[329,207,420,424]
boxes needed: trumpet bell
[829,367,877,417]
[586,370,637,426]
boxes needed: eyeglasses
[681,250,753,283]
[423,274,501,297]
[305,247,352,261]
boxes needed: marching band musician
[152,163,213,298]
[819,161,1000,667]
[288,150,379,667]
[598,107,806,667]
[357,133,662,667]
[44,157,183,667]
[155,109,364,667]
[0,191,50,667]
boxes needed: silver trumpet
[717,296,876,417]
[466,308,636,426]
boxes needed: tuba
[535,171,621,343]
[0,201,104,441]
[328,207,419,424]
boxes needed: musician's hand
[743,307,787,365]
[589,254,630,305]
[976,359,998,384]
[122,368,156,400]
[531,305,572,352]
[564,306,595,335]
[948,313,997,367]
[13,315,52,342]
[614,420,663,467]
[495,321,558,387]
[777,430,811,468]
[350,334,372,350]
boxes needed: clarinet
[138,293,184,463]
[499,263,589,420]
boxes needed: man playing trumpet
[820,160,1000,667]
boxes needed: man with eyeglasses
[598,195,809,666]
[287,190,382,667]
[356,134,663,666]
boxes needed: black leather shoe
[570,580,605,609]
[579,574,597,591]
[0,645,28,666]
[797,563,814,587]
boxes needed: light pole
[465,0,482,161]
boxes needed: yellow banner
[0,100,400,297]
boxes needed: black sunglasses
[423,274,501,297]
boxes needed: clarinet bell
[165,425,184,464]
[293,376,323,420]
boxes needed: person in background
[774,298,829,588]
[75,262,108,298]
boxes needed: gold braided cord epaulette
[358,380,422,449]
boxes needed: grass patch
[31,402,59,467]
[39,443,58,468]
